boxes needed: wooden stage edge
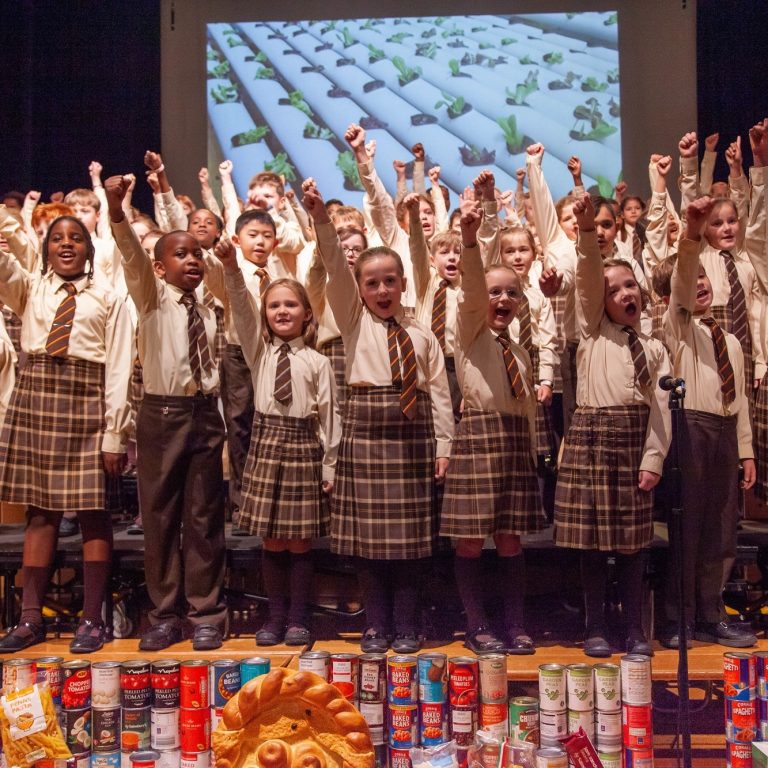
[7,635,757,680]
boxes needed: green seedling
[519,54,536,65]
[607,68,619,84]
[303,122,334,140]
[392,56,420,86]
[543,51,564,64]
[500,37,517,45]
[604,12,618,26]
[232,126,269,147]
[571,99,617,142]
[505,70,539,106]
[367,44,386,64]
[595,171,623,198]
[497,115,526,154]
[209,61,230,79]
[254,66,275,80]
[337,27,355,48]
[460,144,496,165]
[211,84,239,104]
[548,71,580,90]
[387,32,413,44]
[336,151,364,191]
[434,92,468,119]
[264,153,296,182]
[582,77,608,92]
[288,91,313,117]
[416,43,439,59]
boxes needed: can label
[593,664,620,712]
[479,701,508,738]
[180,662,209,709]
[3,659,36,694]
[358,701,385,745]
[121,706,151,751]
[417,654,447,704]
[726,739,753,768]
[36,657,63,704]
[567,709,594,738]
[620,655,652,706]
[92,752,121,768]
[449,704,477,746]
[597,752,622,768]
[538,665,566,712]
[755,652,768,698]
[152,707,181,749]
[725,699,758,742]
[566,664,593,711]
[388,704,418,748]
[156,749,181,768]
[388,747,411,768]
[622,703,653,749]
[240,657,270,686]
[211,706,225,732]
[387,656,418,706]
[130,751,161,768]
[534,747,568,768]
[624,747,654,768]
[121,662,151,709]
[180,707,211,752]
[63,706,92,754]
[478,654,507,705]
[210,661,240,708]
[359,654,387,703]
[93,662,121,709]
[330,654,358,701]
[509,696,539,745]
[539,710,567,742]
[62,661,91,710]
[419,701,448,746]
[151,661,180,710]
[92,706,120,752]
[595,709,622,739]
[724,653,756,701]
[180,752,211,768]
[448,657,478,708]
[298,652,330,681]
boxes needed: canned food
[180,661,209,709]
[240,657,271,686]
[726,698,758,742]
[419,701,448,746]
[595,709,622,740]
[622,703,653,749]
[130,752,161,768]
[566,664,593,711]
[179,707,211,752]
[388,704,418,748]
[180,752,211,768]
[62,660,91,710]
[92,751,121,768]
[448,657,478,708]
[723,653,756,701]
[534,747,568,768]
[93,662,121,709]
[449,704,477,746]
[152,708,180,750]
[620,655,652,706]
[388,656,418,706]
[359,701,385,746]
[359,654,387,703]
[416,653,447,704]
[567,709,594,738]
[92,706,121,752]
[156,749,181,768]
[35,657,63,704]
[121,661,151,709]
[755,651,768,698]
[624,747,654,768]
[211,706,225,732]
[596,751,622,768]
[478,654,507,705]
[538,665,566,711]
[209,660,240,708]
[388,747,411,768]
[509,696,539,745]
[151,660,180,709]
[479,700,508,740]
[3,658,36,693]
[593,663,621,712]
[298,652,329,681]
[64,706,92,754]
[329,654,358,701]
[121,706,151,751]
[538,710,567,746]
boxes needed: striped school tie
[387,317,418,420]
[202,285,217,310]
[632,232,645,276]
[721,250,749,348]
[274,342,292,405]
[45,282,77,357]
[622,326,652,389]
[431,279,448,351]
[179,293,213,387]
[496,330,526,399]
[517,294,533,353]
[700,316,736,406]
[255,268,270,299]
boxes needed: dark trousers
[221,344,255,512]
[137,393,227,629]
[664,409,739,625]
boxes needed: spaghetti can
[156,749,181,768]
[622,703,653,749]
[620,655,652,706]
[538,664,566,711]
[298,651,330,681]
[329,653,359,701]
[62,660,91,710]
[478,653,507,705]
[388,656,418,706]
[359,701,385,745]
[92,751,121,768]
[725,698,758,742]
[595,709,622,741]
[92,706,121,752]
[121,661,151,709]
[388,747,411,768]
[121,706,151,751]
[3,658,36,693]
[755,651,768,698]
[240,657,270,685]
[534,747,568,768]
[566,664,593,711]
[624,747,654,768]
[419,701,448,746]
[388,704,418,749]
[538,710,567,746]
[180,661,209,709]
[152,708,181,750]
[92,662,121,709]
[448,657,479,708]
[151,660,180,710]
[509,696,539,745]
[567,709,594,738]
[35,657,63,705]
[209,660,240,708]
[596,751,622,768]
[417,653,447,704]
[181,752,211,768]
[179,707,211,753]
[449,704,477,746]
[724,652,756,701]
[130,752,161,768]
[64,706,92,754]
[359,654,387,703]
[593,663,621,712]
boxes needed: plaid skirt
[710,304,753,395]
[0,354,107,511]
[554,404,653,552]
[331,386,436,559]
[319,336,349,414]
[754,373,768,502]
[441,408,545,538]
[239,412,329,539]
[529,349,559,458]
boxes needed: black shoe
[360,628,389,653]
[0,621,46,653]
[464,627,506,654]
[256,620,286,646]
[139,621,183,651]
[70,618,107,653]
[126,519,143,535]
[583,632,612,658]
[660,628,693,650]
[626,632,654,657]
[391,632,421,654]
[59,516,79,538]
[694,620,757,648]
[506,628,535,655]
[284,624,312,646]
[193,623,223,651]
[231,527,249,537]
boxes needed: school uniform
[223,267,341,539]
[112,218,227,631]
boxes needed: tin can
[329,654,358,701]
[130,752,161,768]
[298,651,330,681]
[35,657,63,703]
[419,701,448,746]
[211,706,225,732]
[449,704,477,746]
[624,747,654,767]
[597,752,622,768]
[179,707,211,752]
[359,654,386,703]
[760,697,768,721]
[156,749,181,768]
[64,706,92,754]
[622,703,653,749]
[122,706,151,751]
[180,752,211,768]
[151,660,180,710]
[92,662,121,709]
[62,660,91,710]
[92,706,121,752]
[620,655,652,706]
[359,700,385,745]
[388,747,411,768]
[121,661,151,709]
[388,656,418,706]
[755,651,768,698]
[593,663,620,712]
[479,700,508,740]
[538,710,567,746]
[152,708,180,750]
[567,709,594,738]
[448,657,478,708]
[180,661,209,709]
[509,696,539,745]
[417,653,447,704]
[478,654,507,705]
[761,719,768,740]
[388,704,418,748]
[92,751,121,768]
[240,657,270,686]
[3,658,36,693]
[534,747,568,768]
[566,664,593,711]
[209,660,240,708]
[724,652,756,701]
[538,664,566,711]
[595,709,622,741]
[726,698,758,742]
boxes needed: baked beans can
[93,662,121,709]
[565,664,593,711]
[209,660,240,708]
[180,752,211,768]
[419,701,448,746]
[593,663,620,712]
[388,747,412,768]
[388,656,418,706]
[122,706,151,751]
[417,653,447,704]
[725,698,758,742]
[448,657,478,708]
[622,703,653,749]
[538,664,566,711]
[359,700,385,745]
[92,751,121,768]
[509,696,539,745]
[596,751,622,768]
[210,706,225,732]
[595,709,622,741]
[92,706,121,752]
[62,660,91,710]
[180,661,209,709]
[478,653,507,705]
[35,656,63,699]
[152,708,181,750]
[156,749,181,768]
[388,703,418,748]
[130,751,161,768]
[620,655,652,706]
[538,710,567,746]
[449,704,477,746]
[64,706,92,754]
[180,707,211,753]
[359,654,387,703]
[3,658,36,693]
[240,657,271,685]
[151,660,180,710]
[298,651,329,681]
[624,747,654,767]
[121,661,151,709]
[329,653,359,701]
[534,747,568,768]
[724,652,756,701]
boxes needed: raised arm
[428,164,449,235]
[145,150,188,232]
[198,167,222,218]
[405,193,430,301]
[456,206,489,347]
[573,195,605,336]
[700,133,718,194]
[677,131,700,215]
[745,120,768,291]
[644,155,674,270]
[474,170,501,266]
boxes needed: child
[554,194,672,658]
[303,178,454,654]
[0,215,133,653]
[654,196,756,648]
[106,174,227,652]
[441,203,545,654]
[213,237,341,645]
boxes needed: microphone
[659,376,685,391]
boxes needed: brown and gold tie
[46,282,77,358]
[387,317,418,419]
[622,326,652,389]
[431,279,448,352]
[701,316,736,406]
[516,294,533,353]
[179,293,212,387]
[721,250,749,348]
[255,268,271,299]
[496,330,526,399]
[274,342,292,405]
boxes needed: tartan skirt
[554,404,652,552]
[319,336,349,414]
[0,354,107,511]
[441,408,545,538]
[331,386,436,559]
[529,348,559,458]
[753,373,768,502]
[239,412,329,539]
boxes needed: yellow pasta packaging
[0,683,71,767]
